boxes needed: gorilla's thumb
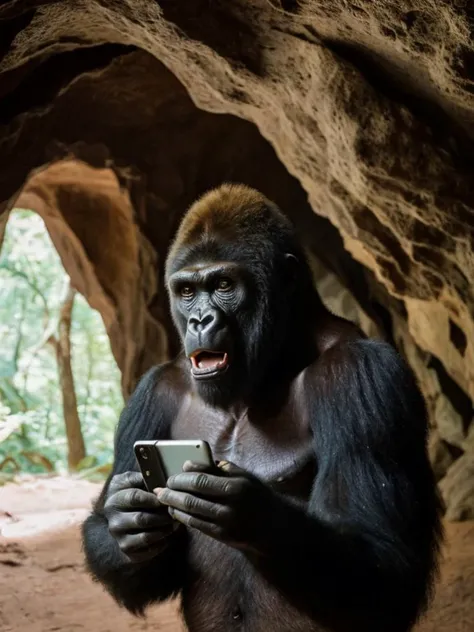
[217,460,247,476]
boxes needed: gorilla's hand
[155,460,281,554]
[104,471,179,563]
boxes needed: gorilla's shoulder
[141,355,191,396]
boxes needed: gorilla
[82,184,443,632]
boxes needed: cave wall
[0,0,473,518]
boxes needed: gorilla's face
[168,260,253,399]
[164,184,315,408]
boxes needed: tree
[47,282,86,470]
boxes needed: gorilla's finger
[165,472,250,498]
[119,529,172,555]
[105,488,164,513]
[182,460,218,474]
[216,461,249,476]
[156,489,231,523]
[183,459,253,479]
[108,510,175,535]
[168,509,225,541]
[108,471,145,495]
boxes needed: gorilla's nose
[188,311,216,336]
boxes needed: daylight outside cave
[0,1,474,631]
[0,208,123,477]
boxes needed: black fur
[248,339,443,631]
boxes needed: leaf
[20,451,55,472]
[0,379,26,411]
[0,456,20,472]
[75,455,98,471]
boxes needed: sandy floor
[0,476,472,632]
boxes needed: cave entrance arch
[0,160,169,400]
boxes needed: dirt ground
[0,477,473,632]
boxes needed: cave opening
[0,207,123,478]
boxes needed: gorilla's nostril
[201,314,214,328]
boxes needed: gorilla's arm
[251,339,442,631]
[81,366,187,615]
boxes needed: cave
[0,1,473,523]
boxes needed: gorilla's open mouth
[190,350,229,379]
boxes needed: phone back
[134,440,167,490]
[156,440,213,478]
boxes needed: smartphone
[134,439,214,491]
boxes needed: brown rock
[439,455,474,521]
[462,422,474,453]
[428,429,455,483]
[434,394,466,449]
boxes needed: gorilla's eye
[216,278,233,292]
[180,285,195,299]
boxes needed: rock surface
[428,429,455,484]
[0,1,473,517]
[440,455,474,521]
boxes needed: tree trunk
[54,283,86,471]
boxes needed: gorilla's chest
[171,392,314,492]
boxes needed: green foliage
[0,210,123,475]
[76,461,113,482]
